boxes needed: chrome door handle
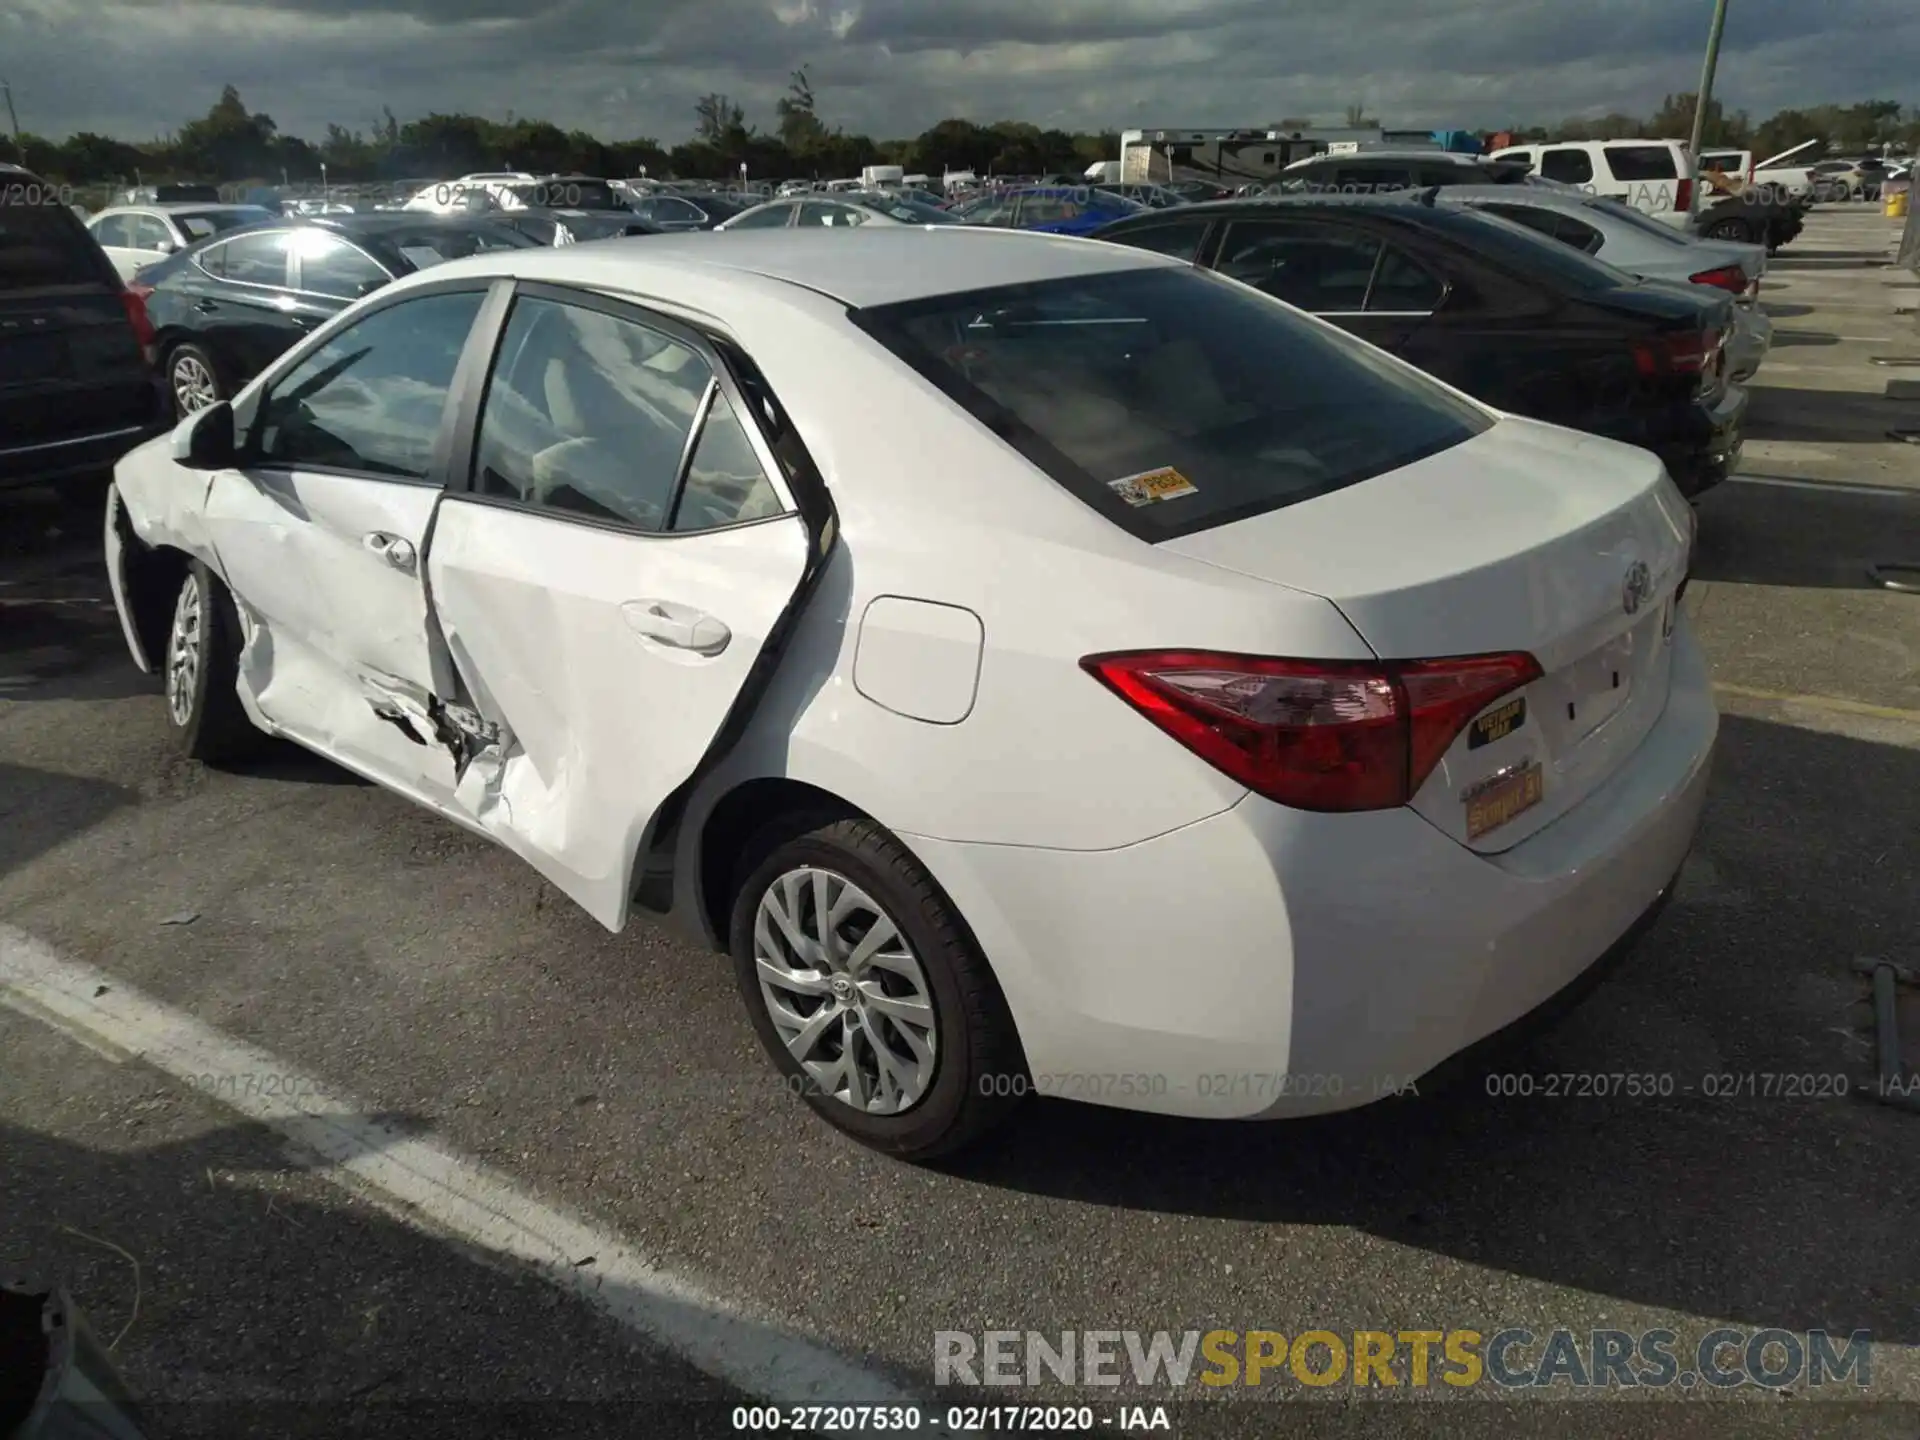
[363,532,417,574]
[621,599,731,656]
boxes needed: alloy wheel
[753,867,937,1114]
[165,578,202,727]
[172,353,218,414]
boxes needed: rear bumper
[1652,382,1747,499]
[903,622,1719,1120]
[0,416,166,491]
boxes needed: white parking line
[1728,473,1920,498]
[0,924,953,1428]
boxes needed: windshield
[1435,208,1638,293]
[1083,189,1145,215]
[175,207,275,241]
[852,266,1489,541]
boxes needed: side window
[1552,215,1604,254]
[1483,203,1562,239]
[670,390,784,531]
[291,231,390,299]
[472,296,713,531]
[255,290,484,478]
[1539,149,1595,185]
[729,204,795,229]
[657,198,701,223]
[1112,221,1209,263]
[130,216,174,250]
[1604,145,1678,182]
[219,231,293,287]
[194,240,230,278]
[92,215,132,247]
[1216,222,1382,311]
[1367,245,1444,312]
[798,202,860,227]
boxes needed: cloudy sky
[3,0,1915,145]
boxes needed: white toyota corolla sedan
[104,228,1717,1159]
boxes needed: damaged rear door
[422,284,820,929]
[199,283,501,797]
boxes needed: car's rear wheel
[167,343,224,419]
[164,561,260,763]
[1703,216,1757,243]
[729,814,1025,1161]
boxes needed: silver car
[1435,185,1773,382]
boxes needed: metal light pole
[1685,0,1731,221]
[1,78,23,161]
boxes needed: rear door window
[0,200,103,289]
[851,265,1489,541]
[1367,245,1445,311]
[218,231,293,287]
[1217,221,1381,311]
[1604,145,1679,182]
[1539,149,1595,185]
[91,214,134,247]
[291,230,390,299]
[1109,220,1211,262]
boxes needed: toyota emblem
[1622,560,1653,616]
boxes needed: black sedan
[626,190,748,231]
[1096,195,1746,497]
[131,213,541,417]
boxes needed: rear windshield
[176,207,275,240]
[852,265,1490,541]
[0,197,103,290]
[1581,196,1692,245]
[1436,207,1636,293]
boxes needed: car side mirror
[171,401,236,470]
[153,238,178,255]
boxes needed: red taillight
[1081,649,1543,812]
[1689,264,1747,295]
[120,285,156,351]
[1634,329,1717,377]
[1675,177,1694,213]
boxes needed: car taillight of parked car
[1080,649,1542,812]
[1634,329,1719,379]
[120,284,157,361]
[1688,264,1748,295]
[1675,177,1694,213]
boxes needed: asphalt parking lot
[4,206,1920,1439]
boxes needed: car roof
[1115,193,1450,219]
[100,202,270,215]
[1431,185,1597,211]
[400,227,1171,307]
[1289,149,1489,168]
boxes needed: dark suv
[1,164,167,490]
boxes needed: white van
[1487,139,1698,228]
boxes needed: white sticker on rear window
[1109,466,1198,506]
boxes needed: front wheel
[164,561,262,763]
[729,815,1026,1161]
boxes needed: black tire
[162,560,261,764]
[728,812,1027,1161]
[166,342,226,421]
[1703,217,1756,244]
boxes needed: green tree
[776,67,827,156]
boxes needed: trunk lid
[1159,417,1693,851]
